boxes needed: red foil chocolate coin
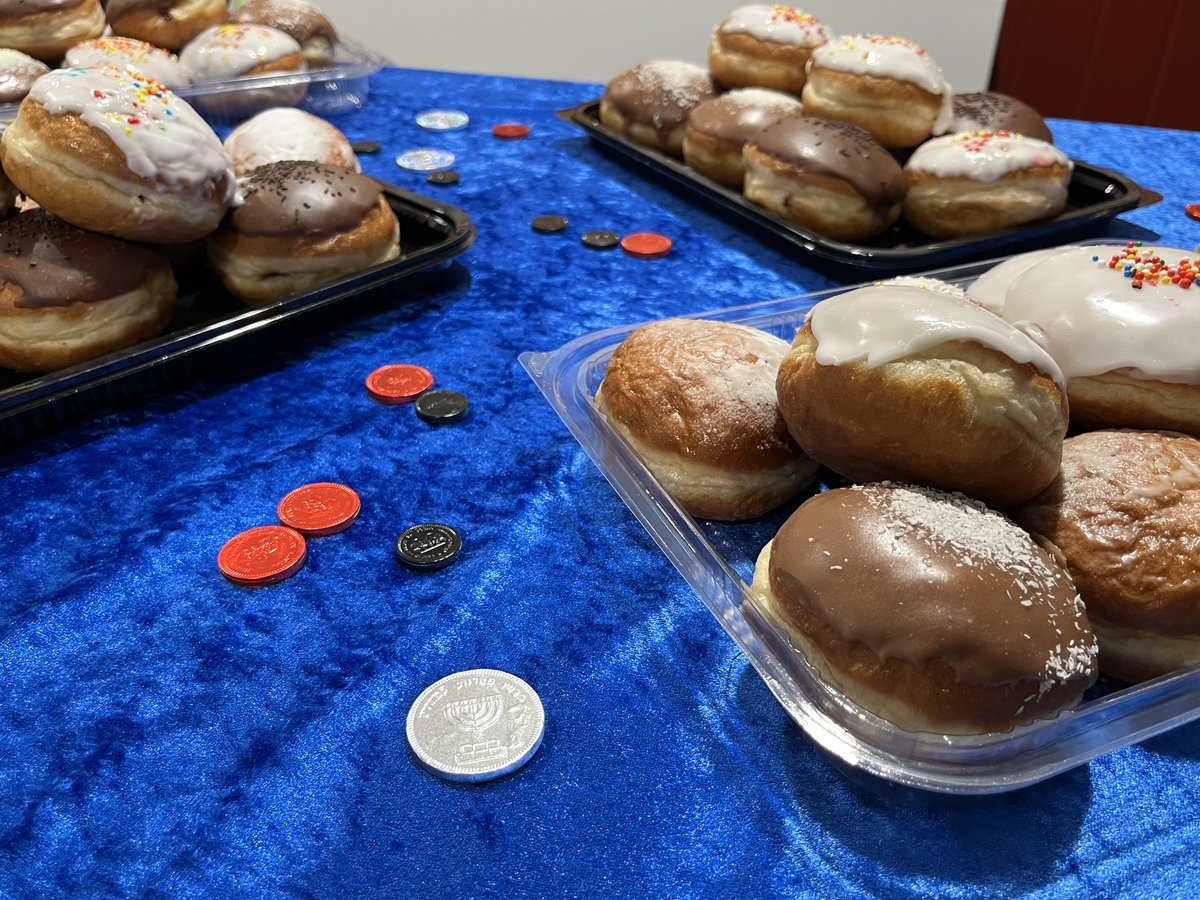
[620,232,673,259]
[218,525,307,587]
[366,364,434,404]
[277,482,361,537]
[492,123,531,139]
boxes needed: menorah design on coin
[444,693,504,738]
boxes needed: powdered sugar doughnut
[224,107,360,176]
[599,60,718,156]
[0,0,105,63]
[801,33,952,149]
[231,0,338,68]
[998,242,1200,434]
[0,66,236,243]
[708,5,830,96]
[682,88,802,187]
[64,36,191,90]
[596,317,819,520]
[903,130,1073,238]
[1014,429,1200,682]
[775,284,1068,508]
[750,481,1097,734]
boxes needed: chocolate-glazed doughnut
[206,160,401,305]
[599,60,718,157]
[951,91,1053,143]
[682,88,802,188]
[0,209,177,371]
[749,482,1098,734]
[742,114,905,240]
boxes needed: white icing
[879,275,972,303]
[29,66,236,202]
[810,32,953,132]
[720,86,804,110]
[808,284,1065,388]
[719,5,829,47]
[65,37,190,89]
[967,246,1077,315]
[1000,244,1200,383]
[224,107,360,173]
[905,131,1071,181]
[179,23,304,83]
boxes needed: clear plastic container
[519,245,1200,794]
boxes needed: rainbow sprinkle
[1095,241,1197,291]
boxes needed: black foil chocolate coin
[396,523,462,570]
[351,140,381,154]
[531,214,568,234]
[581,229,619,249]
[427,170,460,186]
[415,389,469,424]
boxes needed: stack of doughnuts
[598,6,1063,242]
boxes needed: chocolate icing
[769,484,1094,685]
[951,92,1053,142]
[0,209,166,309]
[0,0,86,13]
[603,62,716,136]
[103,0,167,18]
[748,115,905,206]
[231,160,383,237]
[687,92,800,146]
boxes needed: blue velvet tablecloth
[3,66,1200,898]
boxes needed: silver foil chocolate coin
[406,669,545,782]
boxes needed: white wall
[334,1,1007,93]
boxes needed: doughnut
[1013,429,1200,682]
[104,0,227,53]
[222,106,359,177]
[0,66,236,244]
[994,242,1200,435]
[800,33,952,150]
[748,482,1098,734]
[223,107,360,176]
[0,208,177,372]
[599,60,718,157]
[0,0,104,63]
[902,130,1073,239]
[0,49,50,106]
[742,115,905,241]
[951,91,1053,143]
[880,275,974,303]
[682,88,802,188]
[0,167,18,218]
[231,0,338,69]
[206,160,401,306]
[707,4,829,96]
[595,317,819,521]
[178,23,309,116]
[775,283,1068,508]
[965,245,1075,315]
[64,36,192,90]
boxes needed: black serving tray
[0,182,474,446]
[558,100,1151,274]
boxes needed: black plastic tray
[558,99,1151,274]
[0,182,474,446]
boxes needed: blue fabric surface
[2,66,1200,898]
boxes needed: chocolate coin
[531,214,568,234]
[491,123,530,139]
[1187,203,1200,222]
[395,522,462,571]
[581,229,619,249]
[621,232,673,259]
[416,109,470,130]
[350,140,381,154]
[366,363,434,404]
[277,482,361,537]
[415,389,469,424]
[427,170,460,186]
[395,148,456,172]
[406,668,545,782]
[218,525,306,587]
